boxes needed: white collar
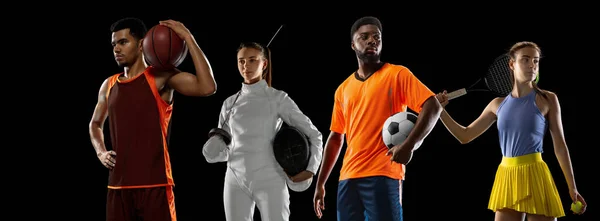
[241,79,268,94]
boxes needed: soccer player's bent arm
[89,78,110,158]
[404,96,442,150]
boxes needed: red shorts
[106,186,176,221]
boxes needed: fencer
[203,42,323,221]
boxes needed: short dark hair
[350,16,382,40]
[110,17,148,41]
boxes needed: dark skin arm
[313,131,344,219]
[386,95,443,164]
[89,78,116,169]
[157,20,216,97]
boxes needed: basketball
[142,24,188,70]
[382,111,422,150]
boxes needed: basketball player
[312,16,443,220]
[435,41,586,220]
[202,42,323,221]
[89,17,217,221]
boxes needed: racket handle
[447,88,466,100]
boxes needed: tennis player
[436,41,587,220]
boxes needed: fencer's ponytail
[264,47,272,87]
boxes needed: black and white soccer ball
[382,111,422,150]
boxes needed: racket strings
[486,57,513,95]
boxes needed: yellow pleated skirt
[488,152,565,218]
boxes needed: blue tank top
[496,90,547,157]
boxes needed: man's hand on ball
[386,143,413,165]
[159,19,192,40]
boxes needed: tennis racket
[447,54,514,100]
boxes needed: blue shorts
[337,176,403,221]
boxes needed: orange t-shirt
[330,63,435,181]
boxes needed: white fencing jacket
[203,79,323,192]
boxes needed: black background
[62,8,593,221]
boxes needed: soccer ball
[382,111,422,150]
